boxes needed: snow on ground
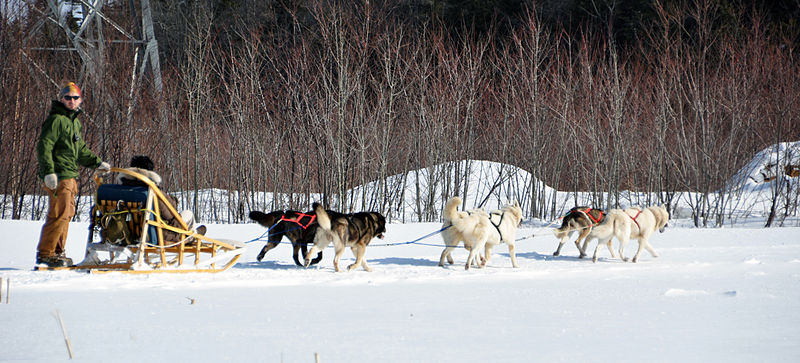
[1,218,799,362]
[2,146,799,362]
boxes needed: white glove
[97,161,111,172]
[44,173,58,190]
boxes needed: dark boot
[56,253,74,266]
[36,255,68,268]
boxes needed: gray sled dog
[305,203,386,272]
[438,196,491,270]
[483,201,524,268]
[585,205,669,263]
[552,207,606,258]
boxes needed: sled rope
[371,225,452,247]
[246,225,454,248]
[242,222,286,244]
[514,215,575,241]
[244,213,569,249]
[242,221,317,245]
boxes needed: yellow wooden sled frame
[45,167,245,273]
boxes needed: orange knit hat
[59,81,81,98]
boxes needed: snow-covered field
[2,143,799,362]
[1,218,799,362]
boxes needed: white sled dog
[648,204,670,233]
[483,201,524,268]
[438,196,491,270]
[585,205,668,263]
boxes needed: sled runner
[36,168,245,273]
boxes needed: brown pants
[37,178,78,257]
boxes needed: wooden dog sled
[36,168,245,273]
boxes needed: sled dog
[438,196,492,270]
[585,206,666,263]
[648,204,670,233]
[483,201,524,268]
[552,207,606,258]
[249,210,323,266]
[305,203,386,272]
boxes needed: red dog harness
[583,208,604,225]
[280,213,317,229]
[628,209,642,230]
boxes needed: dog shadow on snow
[236,261,310,270]
[238,257,435,269]
[511,251,587,262]
[235,253,593,270]
[370,257,436,267]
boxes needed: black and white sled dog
[305,203,386,272]
[551,207,606,258]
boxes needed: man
[36,81,111,267]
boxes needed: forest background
[1,0,799,226]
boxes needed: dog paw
[553,252,560,256]
[622,257,630,262]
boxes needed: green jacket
[36,100,102,180]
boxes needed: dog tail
[313,203,331,230]
[249,211,277,228]
[443,196,462,221]
[553,216,573,238]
